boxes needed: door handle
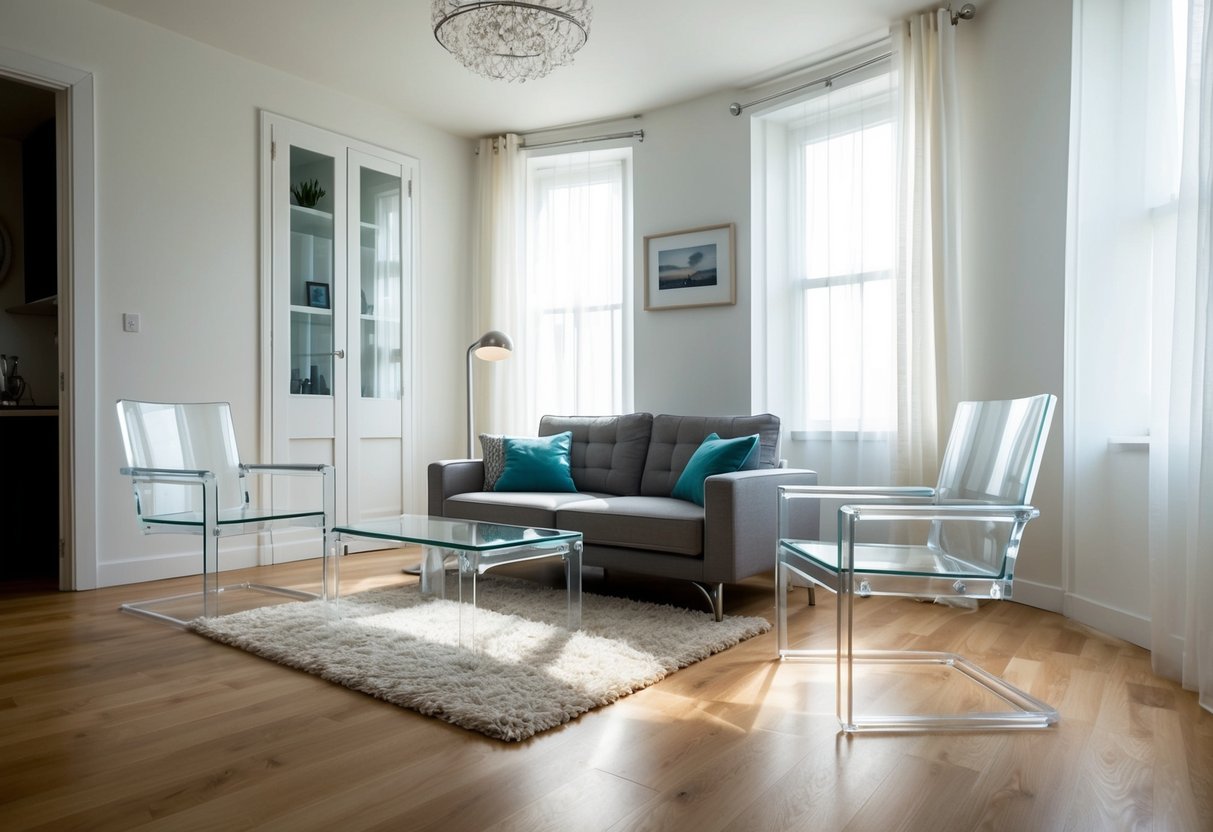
[333,349,345,359]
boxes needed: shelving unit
[289,202,335,395]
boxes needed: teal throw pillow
[494,432,578,493]
[671,433,760,506]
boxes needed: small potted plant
[291,179,326,208]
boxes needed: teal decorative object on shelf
[291,179,326,208]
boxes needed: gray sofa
[428,413,818,619]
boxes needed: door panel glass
[290,146,335,396]
[358,166,402,400]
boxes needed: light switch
[122,313,140,333]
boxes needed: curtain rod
[727,2,976,117]
[728,51,892,116]
[523,113,642,136]
[522,129,644,150]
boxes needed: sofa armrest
[701,467,819,583]
[427,459,486,516]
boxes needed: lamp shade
[471,330,513,361]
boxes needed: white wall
[0,0,473,587]
[954,0,1072,609]
[630,0,1075,610]
[1062,0,1155,647]
[0,0,1085,610]
[631,91,754,416]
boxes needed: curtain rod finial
[950,3,976,25]
[729,102,742,117]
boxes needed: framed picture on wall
[305,281,331,309]
[643,223,736,311]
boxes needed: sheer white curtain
[756,13,962,489]
[894,9,964,485]
[756,54,900,487]
[473,134,530,439]
[525,150,628,423]
[1149,0,1213,712]
[473,139,630,442]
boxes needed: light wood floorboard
[1,549,1210,831]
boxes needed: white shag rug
[190,577,770,742]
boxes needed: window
[756,60,899,435]
[524,149,631,419]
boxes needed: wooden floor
[1,550,1211,831]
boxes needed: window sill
[790,430,895,441]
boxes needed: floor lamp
[402,330,513,577]
[467,330,513,458]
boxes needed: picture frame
[643,223,736,311]
[305,281,331,309]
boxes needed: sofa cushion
[641,414,781,497]
[445,491,603,529]
[495,432,578,493]
[539,413,653,496]
[478,433,506,490]
[556,496,704,557]
[671,433,759,506]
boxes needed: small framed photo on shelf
[305,281,331,309]
[643,223,736,311]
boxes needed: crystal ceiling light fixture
[432,1,593,82]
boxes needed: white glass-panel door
[346,150,409,523]
[270,119,347,548]
[264,113,415,559]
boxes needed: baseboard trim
[1063,592,1151,649]
[1008,578,1064,613]
[99,540,261,587]
[100,530,397,588]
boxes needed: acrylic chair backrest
[116,400,248,518]
[927,394,1057,564]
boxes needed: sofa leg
[691,581,724,621]
[807,585,816,606]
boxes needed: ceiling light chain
[432,1,593,83]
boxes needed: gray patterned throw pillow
[480,433,505,491]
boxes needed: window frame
[756,56,900,436]
[522,146,634,419]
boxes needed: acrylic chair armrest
[241,464,335,525]
[778,484,937,501]
[242,463,334,476]
[120,466,215,482]
[839,503,1040,522]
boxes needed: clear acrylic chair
[776,394,1058,732]
[116,400,335,626]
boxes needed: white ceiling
[87,0,930,137]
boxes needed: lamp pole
[465,330,513,458]
[466,341,477,458]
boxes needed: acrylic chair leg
[836,573,855,732]
[776,556,789,653]
[202,533,219,619]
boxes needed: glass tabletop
[334,514,580,551]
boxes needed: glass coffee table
[331,515,583,649]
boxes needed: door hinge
[59,371,65,392]
[271,140,277,161]
[407,179,413,198]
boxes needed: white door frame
[0,47,97,590]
